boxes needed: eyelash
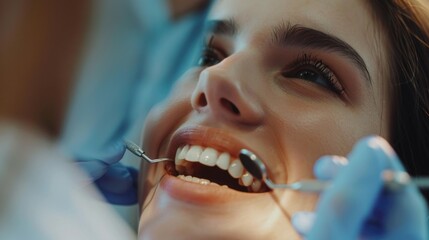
[197,36,223,67]
[197,40,345,97]
[282,54,345,96]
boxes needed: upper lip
[166,125,251,160]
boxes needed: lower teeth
[177,175,227,187]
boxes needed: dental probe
[124,140,172,163]
[239,149,429,192]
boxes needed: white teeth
[175,147,185,166]
[175,144,265,193]
[241,171,253,187]
[216,152,231,170]
[178,175,218,186]
[251,179,262,192]
[228,159,244,179]
[185,145,203,162]
[200,179,210,185]
[178,145,189,159]
[199,147,218,167]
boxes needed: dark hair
[369,0,429,200]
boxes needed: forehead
[210,0,374,39]
[209,0,384,86]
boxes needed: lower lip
[160,174,251,205]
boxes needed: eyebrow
[272,22,371,83]
[205,18,238,36]
[205,19,372,84]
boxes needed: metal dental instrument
[124,140,172,163]
[239,149,429,192]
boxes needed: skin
[138,0,391,239]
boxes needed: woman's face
[138,0,390,239]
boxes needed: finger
[74,141,125,179]
[74,141,125,165]
[375,152,428,239]
[313,155,348,180]
[308,136,392,240]
[75,160,108,180]
[383,185,428,239]
[94,141,126,165]
[95,163,135,193]
[292,211,316,237]
[95,163,138,205]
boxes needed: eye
[286,68,336,91]
[282,54,345,96]
[197,48,222,67]
[197,36,225,67]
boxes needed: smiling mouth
[168,144,269,193]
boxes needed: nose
[191,67,264,125]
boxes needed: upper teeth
[175,144,263,192]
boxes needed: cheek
[141,71,200,157]
[138,162,165,208]
[270,103,380,181]
[139,73,201,205]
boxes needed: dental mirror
[124,140,172,163]
[239,149,329,192]
[238,149,266,181]
[239,148,429,192]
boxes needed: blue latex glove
[75,141,138,205]
[292,136,428,240]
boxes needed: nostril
[221,98,240,115]
[198,93,208,107]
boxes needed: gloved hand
[75,141,138,205]
[292,136,428,240]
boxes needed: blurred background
[0,0,210,233]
